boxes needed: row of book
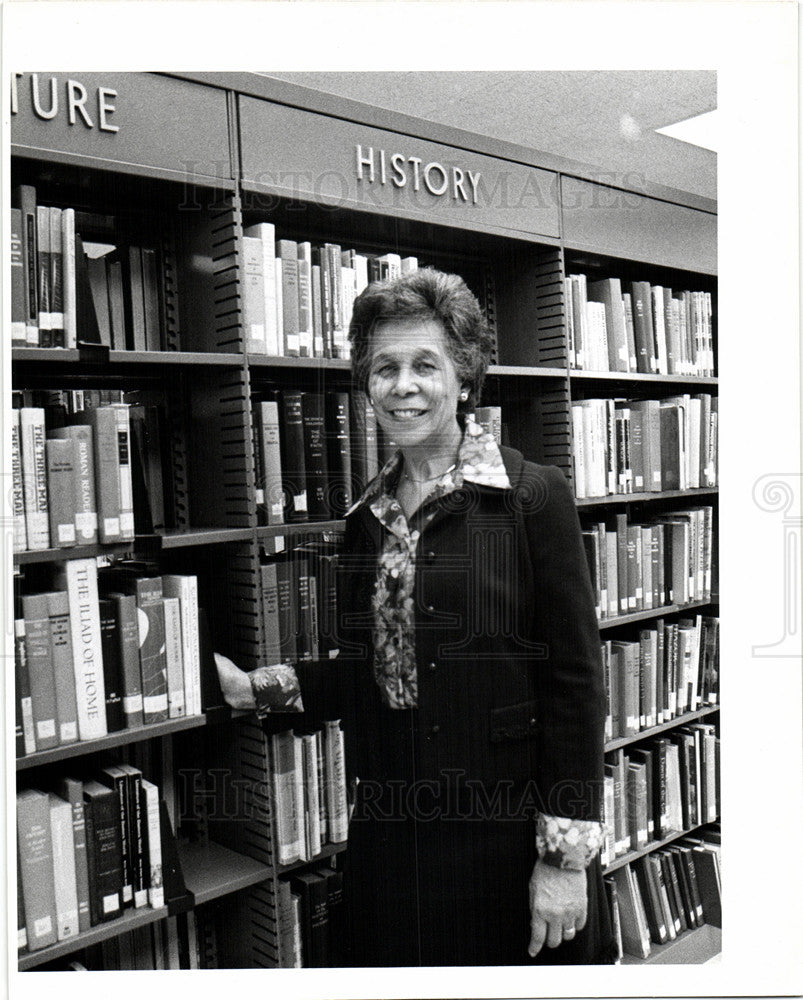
[602,615,719,743]
[254,391,505,526]
[15,560,201,756]
[566,274,715,377]
[605,829,721,960]
[603,728,719,866]
[279,864,344,968]
[571,393,718,498]
[260,539,340,663]
[268,723,349,868]
[582,506,715,618]
[242,221,419,359]
[17,768,165,952]
[13,402,134,552]
[11,185,162,351]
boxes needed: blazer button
[426,550,436,559]
[425,603,434,613]
[427,661,437,672]
[430,724,441,734]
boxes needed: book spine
[297,242,313,357]
[301,393,330,520]
[45,438,77,548]
[56,777,91,932]
[83,782,123,923]
[324,720,348,843]
[62,207,76,348]
[141,781,164,908]
[49,795,80,940]
[242,235,267,353]
[162,575,200,716]
[11,207,28,345]
[259,400,284,526]
[11,411,28,552]
[46,590,79,744]
[98,599,125,733]
[60,557,107,740]
[135,578,169,724]
[119,766,148,909]
[140,247,161,351]
[280,391,308,523]
[17,790,58,950]
[22,592,59,751]
[49,207,64,343]
[114,404,135,540]
[277,240,300,356]
[15,184,40,344]
[37,206,52,342]
[163,596,186,718]
[20,408,50,550]
[101,769,133,907]
[111,593,144,728]
[15,618,36,756]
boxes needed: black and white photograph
[2,3,801,998]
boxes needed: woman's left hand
[527,859,588,957]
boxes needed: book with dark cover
[56,777,92,932]
[279,391,308,522]
[15,618,35,757]
[74,235,103,346]
[658,850,686,934]
[301,393,330,520]
[295,557,315,661]
[109,592,144,729]
[326,391,354,517]
[87,254,112,346]
[276,556,298,664]
[140,247,162,351]
[98,599,125,733]
[689,844,721,927]
[633,857,668,945]
[290,871,329,967]
[630,281,656,374]
[117,765,147,908]
[610,865,649,959]
[109,245,146,351]
[83,780,123,924]
[198,607,225,713]
[129,404,167,533]
[315,866,345,966]
[12,185,39,344]
[98,766,133,908]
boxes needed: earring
[459,389,469,402]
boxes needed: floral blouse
[348,417,603,870]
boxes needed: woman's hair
[348,268,494,411]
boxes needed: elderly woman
[216,268,615,967]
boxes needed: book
[37,205,53,342]
[117,764,148,909]
[243,222,278,354]
[76,404,135,543]
[62,207,77,348]
[12,411,28,551]
[49,794,80,940]
[301,393,331,520]
[15,618,36,756]
[302,733,322,858]
[161,574,200,716]
[50,424,98,544]
[108,592,144,729]
[270,730,304,866]
[133,577,169,724]
[140,247,161,351]
[21,593,59,751]
[45,437,77,548]
[55,777,92,932]
[140,779,164,908]
[297,241,314,357]
[97,599,125,732]
[11,207,28,346]
[54,558,107,740]
[242,235,267,353]
[46,590,80,745]
[290,871,329,967]
[17,789,58,950]
[20,407,50,550]
[279,391,308,522]
[253,399,284,526]
[323,720,348,843]
[277,239,300,356]
[162,596,186,719]
[611,865,650,959]
[13,184,40,344]
[98,766,134,907]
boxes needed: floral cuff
[248,663,304,717]
[536,814,604,870]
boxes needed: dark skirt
[340,775,616,967]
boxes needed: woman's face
[367,316,462,452]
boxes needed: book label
[102,892,120,915]
[36,718,56,741]
[34,916,53,937]
[123,694,144,714]
[104,516,120,537]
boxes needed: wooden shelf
[570,369,717,387]
[603,822,717,874]
[16,715,206,771]
[18,841,271,970]
[621,923,721,965]
[605,705,719,754]
[576,487,718,508]
[598,598,717,630]
[277,841,347,875]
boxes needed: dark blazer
[294,449,613,966]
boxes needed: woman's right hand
[214,652,257,710]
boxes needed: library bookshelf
[11,71,718,970]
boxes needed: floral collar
[346,416,512,518]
